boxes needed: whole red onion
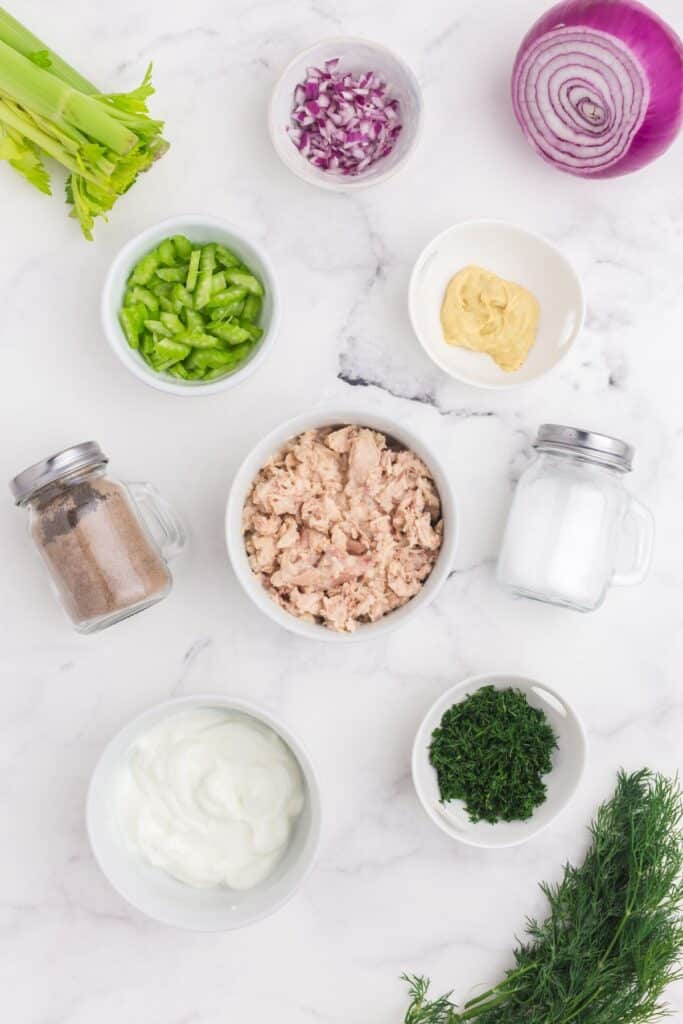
[511,0,683,177]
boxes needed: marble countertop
[1,1,682,1020]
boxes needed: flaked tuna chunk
[387,560,424,599]
[252,513,280,536]
[288,588,323,619]
[301,527,329,555]
[348,428,382,486]
[242,425,443,632]
[277,517,299,549]
[249,534,278,571]
[414,513,442,551]
[316,550,371,588]
[321,593,355,632]
[301,495,341,532]
[326,426,355,454]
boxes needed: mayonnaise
[116,709,305,890]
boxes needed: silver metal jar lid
[535,424,633,472]
[10,442,108,505]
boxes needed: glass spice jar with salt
[496,424,654,612]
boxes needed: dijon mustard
[440,265,539,372]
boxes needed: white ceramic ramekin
[269,37,423,191]
[409,219,585,390]
[101,215,280,396]
[412,673,587,849]
[225,408,458,642]
[87,694,322,931]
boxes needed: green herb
[429,685,557,823]
[0,7,167,238]
[403,769,683,1024]
[120,237,265,382]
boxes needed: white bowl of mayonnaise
[87,695,321,930]
[409,220,585,390]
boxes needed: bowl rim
[408,218,586,391]
[268,35,424,193]
[101,214,281,397]
[86,693,322,931]
[411,672,588,849]
[225,407,458,643]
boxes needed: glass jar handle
[611,497,654,587]
[125,482,186,562]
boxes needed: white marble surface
[1,1,682,1020]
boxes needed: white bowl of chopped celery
[102,215,280,396]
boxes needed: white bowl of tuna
[87,695,321,930]
[226,409,458,641]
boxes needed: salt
[496,425,652,613]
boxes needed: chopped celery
[172,235,192,260]
[160,311,184,334]
[210,300,245,321]
[215,244,240,268]
[211,271,227,294]
[156,239,177,266]
[120,236,265,381]
[171,283,194,309]
[183,308,204,332]
[225,269,264,296]
[128,286,158,312]
[207,286,247,308]
[209,321,251,345]
[239,321,263,343]
[119,307,141,349]
[130,252,158,285]
[144,318,173,337]
[185,249,200,291]
[194,244,216,309]
[156,265,188,283]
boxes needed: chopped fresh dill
[429,685,557,823]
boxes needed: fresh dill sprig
[403,769,683,1024]
[402,975,455,1024]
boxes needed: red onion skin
[512,0,683,177]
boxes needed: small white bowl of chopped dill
[412,674,587,849]
[102,215,280,396]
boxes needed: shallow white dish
[409,220,585,390]
[225,408,458,643]
[412,673,587,848]
[87,695,321,930]
[101,215,280,397]
[269,37,423,192]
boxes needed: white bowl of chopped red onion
[225,408,458,642]
[269,38,423,191]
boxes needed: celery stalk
[0,11,168,238]
[0,123,49,192]
[0,7,96,93]
[0,40,136,153]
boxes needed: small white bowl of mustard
[409,220,585,390]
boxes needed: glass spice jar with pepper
[10,442,185,633]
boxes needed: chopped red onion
[287,59,403,176]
